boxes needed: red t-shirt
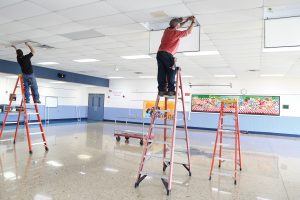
[158,28,189,55]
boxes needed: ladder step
[27,113,39,115]
[0,138,14,142]
[223,125,235,128]
[147,140,171,145]
[140,171,168,180]
[30,132,44,135]
[222,134,236,139]
[214,156,233,162]
[5,121,18,124]
[31,142,46,146]
[8,113,19,115]
[28,122,41,125]
[212,170,234,177]
[218,129,236,133]
[152,124,173,129]
[164,160,189,166]
[214,143,232,147]
[145,153,165,160]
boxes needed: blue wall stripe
[0,59,109,87]
[104,107,300,136]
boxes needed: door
[88,94,104,121]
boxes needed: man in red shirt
[157,16,195,96]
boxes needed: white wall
[0,75,108,106]
[107,77,300,117]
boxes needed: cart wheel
[125,136,130,140]
[116,136,121,142]
[125,138,129,144]
[140,139,143,146]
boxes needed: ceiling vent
[134,72,143,74]
[150,11,168,18]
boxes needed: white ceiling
[0,0,300,79]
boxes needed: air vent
[248,69,260,72]
[61,30,105,40]
[134,72,143,74]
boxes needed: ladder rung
[214,143,232,147]
[145,154,165,159]
[223,125,235,128]
[30,132,44,135]
[214,156,233,162]
[152,124,173,129]
[28,122,41,125]
[31,142,46,146]
[222,134,236,139]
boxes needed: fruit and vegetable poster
[191,95,280,116]
[143,101,175,119]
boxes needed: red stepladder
[0,75,48,154]
[209,99,242,184]
[134,67,191,196]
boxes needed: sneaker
[158,91,167,97]
[35,100,41,104]
[168,91,176,96]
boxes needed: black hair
[16,49,23,58]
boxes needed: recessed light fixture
[263,47,300,52]
[77,154,92,160]
[182,75,193,78]
[121,55,152,59]
[248,69,260,72]
[37,62,59,65]
[260,74,284,77]
[107,76,124,79]
[104,167,119,173]
[214,74,236,78]
[6,75,18,79]
[139,76,156,79]
[73,59,100,63]
[183,51,219,56]
[51,81,67,84]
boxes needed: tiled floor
[0,121,299,200]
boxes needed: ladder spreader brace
[0,75,48,154]
[134,67,191,195]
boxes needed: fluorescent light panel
[263,47,300,52]
[37,62,59,65]
[121,55,151,59]
[73,59,100,63]
[214,74,236,78]
[183,51,219,56]
[139,76,156,79]
[260,74,284,77]
[51,81,67,84]
[108,76,124,79]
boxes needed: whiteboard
[149,26,200,54]
[45,96,58,108]
[265,16,300,48]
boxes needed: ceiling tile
[57,2,120,21]
[20,13,72,28]
[0,1,50,20]
[29,0,99,11]
[43,22,90,35]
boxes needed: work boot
[168,91,176,96]
[35,99,41,104]
[158,91,167,97]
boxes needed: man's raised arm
[25,42,35,55]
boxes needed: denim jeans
[156,51,176,92]
[23,73,40,101]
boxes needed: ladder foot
[218,164,221,168]
[134,182,139,188]
[189,171,192,176]
[209,176,212,181]
[29,150,33,154]
[167,190,171,196]
[240,167,242,171]
[234,180,237,185]
[45,146,49,151]
[13,140,16,144]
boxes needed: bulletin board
[191,95,280,116]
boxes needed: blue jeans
[23,74,40,101]
[156,51,176,92]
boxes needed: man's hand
[11,44,16,49]
[25,42,29,46]
[25,42,35,55]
